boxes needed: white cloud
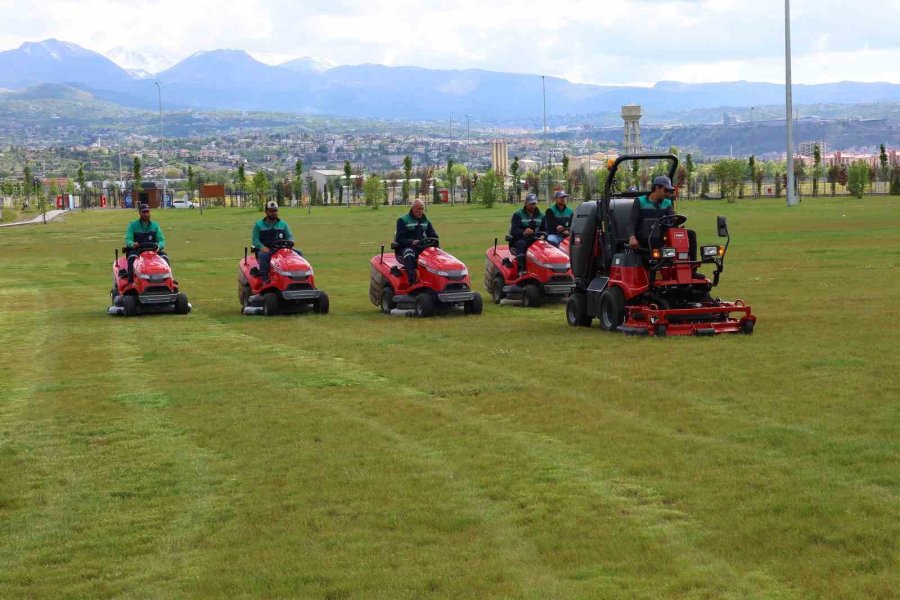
[0,0,898,84]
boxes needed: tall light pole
[784,0,797,207]
[750,106,755,124]
[465,114,471,204]
[154,81,167,209]
[542,75,549,203]
[449,112,453,203]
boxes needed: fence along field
[0,197,897,598]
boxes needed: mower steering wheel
[419,237,440,249]
[658,214,688,228]
[136,242,159,252]
[270,239,295,250]
[526,231,548,240]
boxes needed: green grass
[0,198,898,599]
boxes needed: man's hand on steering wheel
[132,242,139,248]
[628,235,640,249]
[524,228,534,236]
[556,225,564,233]
[261,246,270,254]
[411,240,419,247]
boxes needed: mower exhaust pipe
[243,306,264,315]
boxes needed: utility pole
[449,112,453,203]
[542,75,549,204]
[750,106,755,124]
[784,0,797,207]
[155,82,167,209]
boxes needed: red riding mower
[483,233,574,307]
[369,238,483,317]
[237,240,329,316]
[108,243,190,316]
[566,153,756,336]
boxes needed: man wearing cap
[124,203,167,282]
[395,199,438,285]
[509,193,546,276]
[545,190,573,247]
[629,176,697,261]
[252,201,299,283]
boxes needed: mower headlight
[138,273,170,282]
[274,268,313,278]
[661,247,676,259]
[424,265,467,278]
[701,245,724,262]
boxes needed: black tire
[122,294,137,317]
[566,292,592,327]
[380,287,395,314]
[465,292,484,315]
[369,267,386,306]
[238,283,250,308]
[175,293,190,315]
[599,286,625,331]
[521,284,541,308]
[263,292,279,317]
[414,293,434,318]
[655,324,667,337]
[314,291,330,314]
[741,319,755,335]
[491,275,505,304]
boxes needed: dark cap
[525,193,538,204]
[554,190,569,199]
[139,203,150,212]
[652,176,675,191]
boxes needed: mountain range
[3,39,900,122]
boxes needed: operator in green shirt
[252,200,301,282]
[125,203,167,282]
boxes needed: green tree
[747,156,756,198]
[293,160,304,205]
[813,145,822,197]
[306,175,318,205]
[826,165,839,197]
[363,174,384,208]
[23,164,32,207]
[343,160,352,206]
[187,165,195,204]
[446,158,455,204]
[250,171,270,208]
[235,163,246,207]
[847,160,869,198]
[510,156,521,203]
[562,154,570,195]
[701,173,710,196]
[879,144,889,184]
[402,156,412,203]
[684,153,695,198]
[712,160,746,203]
[132,157,142,195]
[77,164,87,210]
[890,165,900,195]
[473,169,505,208]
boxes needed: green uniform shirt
[252,217,294,249]
[125,219,165,249]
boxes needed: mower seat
[390,266,403,277]
[501,257,514,268]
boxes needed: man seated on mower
[545,190,573,247]
[252,200,301,283]
[509,194,546,276]
[395,199,438,285]
[627,176,697,262]
[125,203,167,282]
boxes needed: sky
[1,0,898,86]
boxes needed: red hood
[418,247,467,273]
[134,251,171,276]
[527,240,570,266]
[270,249,312,274]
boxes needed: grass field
[0,198,898,599]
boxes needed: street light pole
[784,0,797,207]
[154,81,167,209]
[750,106,755,124]
[542,75,549,204]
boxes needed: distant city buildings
[799,141,827,157]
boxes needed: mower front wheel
[314,292,330,314]
[263,292,280,317]
[599,286,625,331]
[566,292,592,327]
[741,319,755,335]
[465,292,483,315]
[380,287,395,314]
[122,294,137,317]
[521,284,541,308]
[491,275,505,304]
[175,293,190,315]
[414,293,434,318]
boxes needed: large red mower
[566,153,756,336]
[483,233,574,307]
[237,240,329,316]
[108,243,190,316]
[369,238,483,317]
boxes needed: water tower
[491,140,509,176]
[621,105,643,154]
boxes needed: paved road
[0,210,67,228]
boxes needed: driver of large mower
[628,176,698,264]
[124,204,167,283]
[395,199,438,285]
[252,200,300,283]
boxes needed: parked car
[172,195,199,209]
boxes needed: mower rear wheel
[175,293,190,315]
[741,319,755,335]
[491,275,505,304]
[380,287,395,314]
[521,284,541,308]
[122,294,137,317]
[239,283,250,308]
[465,292,483,315]
[263,292,279,317]
[566,292,592,327]
[414,293,434,318]
[599,286,625,331]
[314,292,330,314]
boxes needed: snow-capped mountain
[106,47,173,76]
